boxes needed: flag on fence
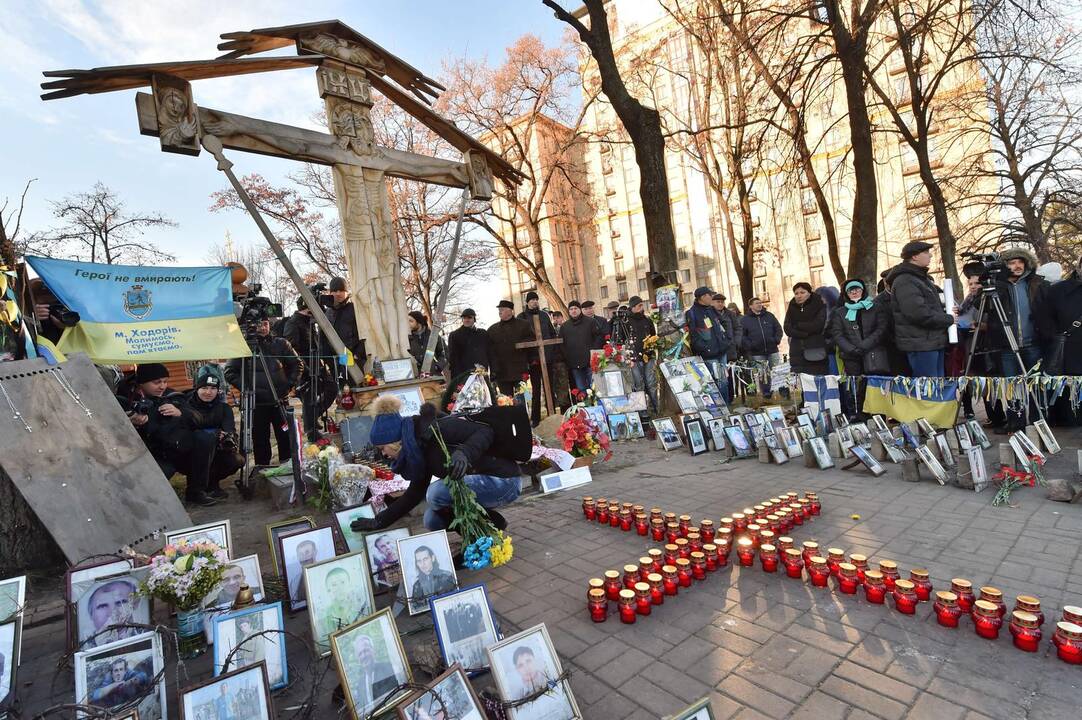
[26,256,251,364]
[862,376,959,428]
[800,374,841,421]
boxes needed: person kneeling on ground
[349,396,521,534]
[179,365,245,500]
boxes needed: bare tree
[544,0,680,286]
[0,179,36,266]
[35,182,176,264]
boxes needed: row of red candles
[582,494,1082,663]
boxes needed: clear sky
[1,0,570,325]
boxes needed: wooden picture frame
[626,412,645,439]
[164,520,233,558]
[73,566,151,652]
[203,553,265,611]
[212,602,288,690]
[277,525,337,611]
[849,444,886,476]
[65,558,134,653]
[303,550,376,656]
[429,584,500,675]
[180,662,272,720]
[365,529,410,589]
[330,608,412,720]
[265,517,315,579]
[395,664,485,720]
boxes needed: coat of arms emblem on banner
[122,284,153,319]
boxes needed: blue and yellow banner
[863,376,959,428]
[25,256,251,364]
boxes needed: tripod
[962,280,1045,423]
[300,313,337,441]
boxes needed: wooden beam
[134,92,469,187]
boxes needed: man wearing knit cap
[558,300,602,394]
[321,276,368,372]
[487,300,533,398]
[516,291,559,425]
[884,241,955,377]
[685,286,731,392]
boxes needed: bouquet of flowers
[429,426,513,571]
[331,463,374,507]
[302,441,344,511]
[557,409,613,461]
[449,370,493,413]
[569,387,599,406]
[641,334,660,361]
[141,540,229,611]
[590,337,627,372]
[515,372,532,397]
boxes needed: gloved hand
[448,450,469,480]
[350,517,380,533]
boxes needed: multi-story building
[491,1,998,317]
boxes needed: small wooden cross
[515,313,564,416]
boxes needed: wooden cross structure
[515,313,563,416]
[41,20,523,369]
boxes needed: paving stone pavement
[9,428,1082,719]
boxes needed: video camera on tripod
[962,251,1009,287]
[234,283,283,342]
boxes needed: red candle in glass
[827,548,845,578]
[878,560,900,591]
[1013,595,1043,626]
[762,514,779,534]
[663,511,677,524]
[582,497,595,521]
[736,538,755,567]
[648,549,664,574]
[587,577,604,600]
[777,536,794,556]
[892,580,918,615]
[746,524,761,549]
[702,544,718,571]
[664,544,679,567]
[1052,622,1082,664]
[619,508,633,532]
[588,588,608,622]
[596,497,608,511]
[715,540,730,568]
[699,519,715,544]
[716,527,733,549]
[808,556,830,587]
[849,554,868,583]
[690,551,707,580]
[787,503,805,526]
[979,586,1006,618]
[676,514,690,537]
[783,548,804,578]
[621,501,634,512]
[864,571,886,604]
[675,558,693,587]
[661,564,679,595]
[732,512,748,532]
[665,523,681,544]
[650,507,663,523]
[806,493,821,515]
[623,564,640,589]
[687,532,703,554]
[933,591,962,627]
[775,510,792,533]
[759,544,779,573]
[951,579,976,613]
[675,538,690,559]
[618,589,637,623]
[635,513,649,536]
[639,557,654,580]
[909,569,933,601]
[1009,611,1041,652]
[719,516,733,533]
[603,571,621,601]
[596,504,610,525]
[798,498,813,519]
[650,518,665,541]
[608,505,621,527]
[759,530,776,551]
[802,541,820,567]
[632,503,644,516]
[836,563,859,594]
[1062,606,1082,625]
[634,582,652,616]
[647,572,664,605]
[972,600,1003,639]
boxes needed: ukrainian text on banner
[862,376,959,428]
[25,256,251,363]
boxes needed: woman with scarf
[348,395,521,534]
[784,282,830,375]
[827,279,889,418]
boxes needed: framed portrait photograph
[265,517,315,578]
[764,405,786,426]
[212,602,287,690]
[581,405,608,432]
[164,520,232,558]
[763,434,789,464]
[607,413,628,441]
[430,584,500,674]
[685,419,708,456]
[967,446,990,492]
[724,425,754,458]
[674,391,698,413]
[780,428,804,458]
[278,525,337,611]
[954,422,973,451]
[74,631,165,720]
[1032,419,1061,454]
[74,567,151,651]
[600,371,625,398]
[833,412,850,428]
[332,608,412,719]
[0,620,17,706]
[626,412,645,439]
[915,445,948,485]
[0,576,25,625]
[599,391,647,415]
[380,388,424,417]
[203,554,264,610]
[366,529,410,589]
[849,444,886,477]
[397,531,459,616]
[180,662,272,720]
[381,357,417,383]
[487,624,581,720]
[66,558,135,652]
[664,696,715,720]
[652,418,683,451]
[876,431,910,463]
[1013,430,1046,463]
[850,423,873,448]
[933,433,956,468]
[808,437,835,469]
[707,419,727,452]
[304,551,376,656]
[334,504,377,554]
[396,664,485,720]
[916,417,936,438]
[869,414,889,432]
[966,419,992,449]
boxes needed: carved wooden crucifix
[515,313,563,417]
[42,21,521,365]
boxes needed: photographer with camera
[284,296,337,440]
[27,278,79,345]
[179,365,244,499]
[885,241,955,377]
[321,277,368,372]
[117,363,219,507]
[225,318,302,467]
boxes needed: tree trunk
[838,54,879,282]
[0,223,15,268]
[919,157,961,293]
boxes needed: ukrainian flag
[26,256,251,364]
[862,376,959,428]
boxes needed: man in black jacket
[740,297,785,398]
[627,296,658,413]
[885,241,955,377]
[685,286,731,395]
[517,291,558,425]
[225,319,302,466]
[558,301,602,395]
[581,301,609,348]
[447,308,491,380]
[180,366,245,499]
[322,276,368,371]
[712,293,744,358]
[283,298,336,440]
[487,300,533,397]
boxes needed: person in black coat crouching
[180,365,244,499]
[828,279,889,418]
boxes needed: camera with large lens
[234,283,283,342]
[308,282,334,309]
[48,302,81,327]
[130,398,156,416]
[962,252,1008,285]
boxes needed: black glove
[350,517,380,533]
[448,451,469,480]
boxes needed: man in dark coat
[517,291,559,425]
[486,300,533,397]
[712,293,744,359]
[685,286,731,394]
[1042,257,1082,425]
[180,365,245,499]
[885,241,955,377]
[225,319,302,466]
[741,297,785,398]
[322,276,368,371]
[559,301,602,395]
[627,296,658,412]
[447,308,491,380]
[581,301,609,348]
[283,298,336,440]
